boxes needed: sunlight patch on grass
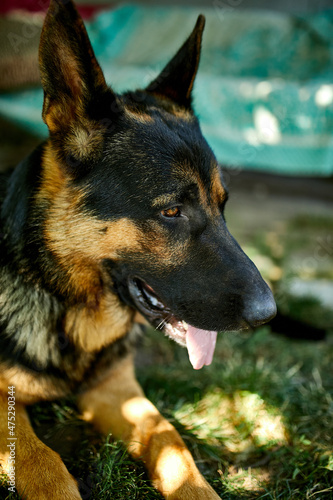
[222,465,271,492]
[174,389,288,457]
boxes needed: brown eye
[161,207,181,218]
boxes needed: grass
[1,211,333,499]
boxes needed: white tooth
[182,321,188,331]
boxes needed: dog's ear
[146,15,205,109]
[39,0,116,133]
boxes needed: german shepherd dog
[0,1,276,498]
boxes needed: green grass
[1,213,333,499]
[1,328,332,499]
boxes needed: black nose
[243,287,277,328]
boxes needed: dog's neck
[0,145,135,356]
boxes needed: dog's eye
[161,207,181,218]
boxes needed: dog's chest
[0,267,138,401]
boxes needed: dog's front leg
[0,392,81,499]
[78,355,220,499]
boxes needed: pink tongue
[186,326,217,370]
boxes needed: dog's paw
[14,446,81,500]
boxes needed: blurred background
[0,1,332,498]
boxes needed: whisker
[156,314,172,331]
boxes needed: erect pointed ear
[39,0,116,133]
[146,15,205,109]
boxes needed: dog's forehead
[109,105,220,194]
[84,98,227,217]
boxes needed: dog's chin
[128,277,188,346]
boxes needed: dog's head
[38,0,276,368]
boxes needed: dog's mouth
[128,278,217,370]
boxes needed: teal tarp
[1,5,333,176]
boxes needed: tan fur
[37,142,67,203]
[169,105,194,121]
[0,365,68,405]
[78,355,220,499]
[210,166,227,214]
[192,164,227,217]
[152,193,179,208]
[64,291,134,352]
[65,122,105,159]
[125,107,155,124]
[0,392,81,499]
[37,143,143,298]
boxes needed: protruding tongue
[186,325,217,370]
